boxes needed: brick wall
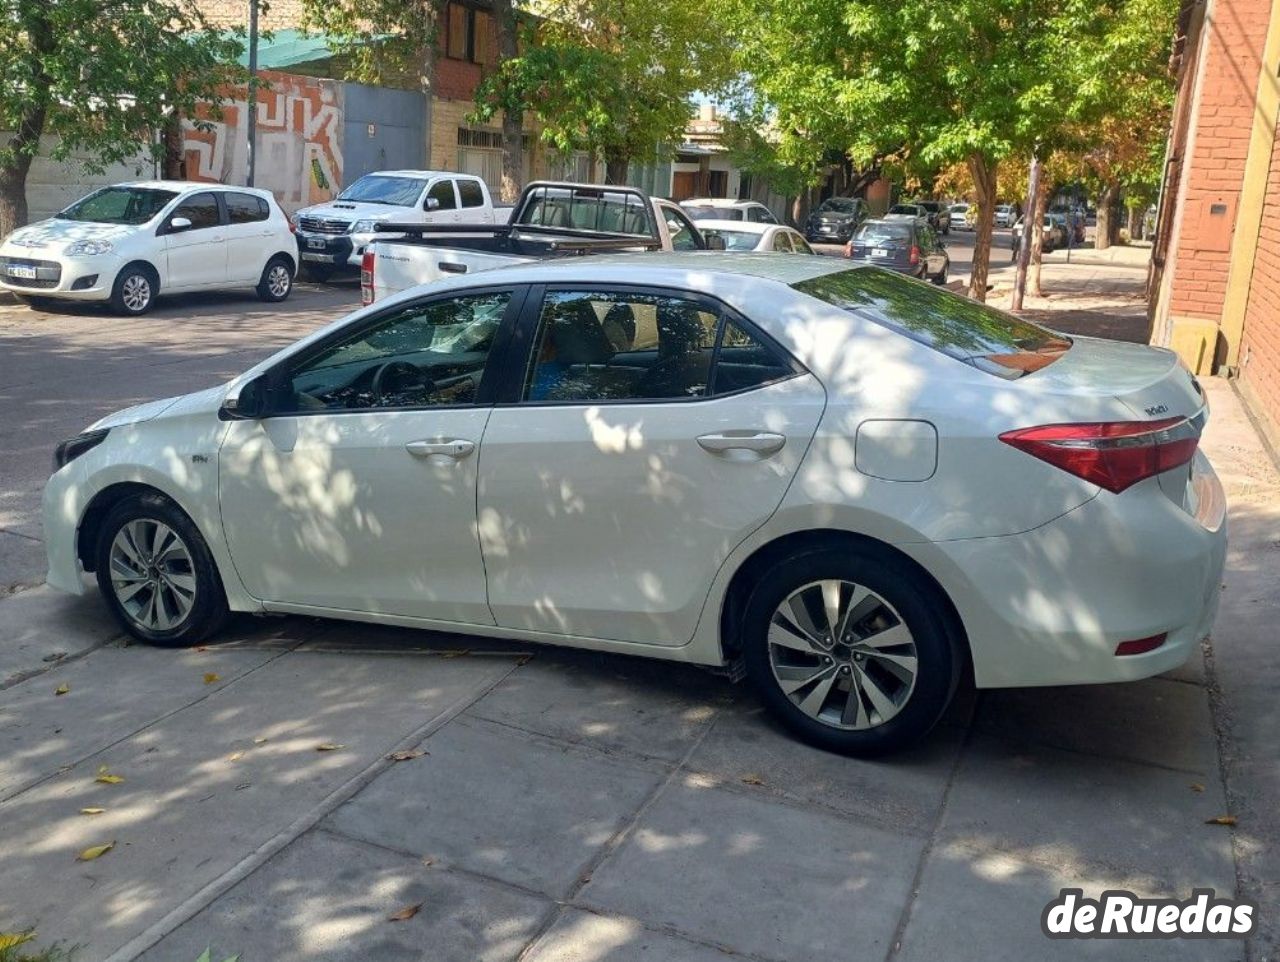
[200,0,307,31]
[1167,0,1271,321]
[1239,132,1280,423]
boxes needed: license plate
[7,265,37,279]
[872,248,890,258]
[306,237,327,250]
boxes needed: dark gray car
[805,197,869,243]
[844,219,950,284]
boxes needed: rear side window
[226,192,269,223]
[458,179,485,208]
[794,268,1071,379]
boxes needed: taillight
[843,242,853,258]
[999,417,1199,493]
[908,245,920,264]
[360,250,374,305]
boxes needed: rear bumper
[908,451,1228,688]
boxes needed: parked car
[884,203,928,222]
[44,255,1225,756]
[0,182,297,316]
[949,203,972,231]
[1051,207,1086,244]
[1011,214,1067,257]
[844,218,950,284]
[680,198,779,224]
[912,201,952,235]
[804,197,869,243]
[363,182,721,303]
[293,171,510,282]
[699,220,816,253]
[994,204,1017,228]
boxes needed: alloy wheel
[267,264,291,298]
[109,519,197,631]
[767,579,918,730]
[121,274,151,312]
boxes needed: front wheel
[740,545,962,756]
[257,256,294,303]
[95,492,229,646]
[110,265,158,316]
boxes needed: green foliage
[0,931,77,962]
[0,0,245,174]
[301,0,443,91]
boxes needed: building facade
[1151,0,1280,439]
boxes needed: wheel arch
[77,481,183,572]
[118,259,162,290]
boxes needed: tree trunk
[1127,205,1143,241]
[967,152,998,302]
[1095,182,1119,250]
[1030,181,1050,297]
[413,0,442,101]
[162,113,187,179]
[491,0,523,202]
[604,154,629,185]
[0,102,47,238]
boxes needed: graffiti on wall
[183,71,343,211]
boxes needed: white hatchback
[0,182,297,315]
[42,255,1227,755]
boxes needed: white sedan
[0,182,297,315]
[695,220,816,253]
[42,255,1226,755]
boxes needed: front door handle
[406,438,475,459]
[697,432,786,456]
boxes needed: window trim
[259,284,528,418]
[493,281,808,409]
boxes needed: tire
[94,492,229,646]
[110,264,158,316]
[257,255,294,303]
[740,544,963,756]
[301,264,334,283]
[932,263,949,286]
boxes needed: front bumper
[296,231,366,268]
[0,251,121,301]
[910,451,1228,689]
[806,223,853,241]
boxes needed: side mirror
[168,216,193,233]
[704,233,727,251]
[424,196,441,211]
[220,374,271,420]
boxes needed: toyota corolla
[42,255,1227,755]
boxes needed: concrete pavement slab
[523,908,735,962]
[0,643,279,799]
[465,651,727,763]
[0,529,46,593]
[938,735,1235,896]
[973,677,1220,775]
[577,777,923,962]
[684,700,963,835]
[325,715,665,898]
[0,650,515,960]
[135,830,551,962]
[0,583,121,688]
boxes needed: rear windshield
[793,268,1072,379]
[887,205,920,216]
[520,185,652,234]
[854,222,912,244]
[707,229,760,251]
[684,206,742,222]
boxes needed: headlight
[350,220,376,234]
[65,239,114,256]
[53,429,109,471]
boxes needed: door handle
[697,432,786,456]
[406,438,475,459]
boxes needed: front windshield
[887,205,919,216]
[57,187,177,225]
[337,175,427,206]
[818,199,857,213]
[710,229,760,251]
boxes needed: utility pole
[1011,153,1041,313]
[246,0,258,187]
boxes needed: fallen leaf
[203,673,221,685]
[741,774,766,786]
[253,736,268,745]
[80,807,106,816]
[0,932,36,950]
[387,902,422,922]
[1190,783,1205,793]
[235,783,252,791]
[95,769,124,785]
[55,683,70,695]
[422,857,435,867]
[516,655,533,666]
[226,751,244,762]
[388,750,426,762]
[315,743,345,752]
[77,841,115,861]
[1205,815,1237,826]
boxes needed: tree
[472,0,735,184]
[0,0,244,236]
[303,0,445,102]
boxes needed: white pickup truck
[361,181,721,304]
[293,170,512,281]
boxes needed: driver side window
[280,292,511,413]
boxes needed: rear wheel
[257,255,294,302]
[932,262,949,285]
[741,545,962,756]
[94,492,229,646]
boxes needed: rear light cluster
[999,417,1200,494]
[360,250,374,305]
[908,245,920,265]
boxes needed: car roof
[353,170,460,179]
[859,218,915,229]
[115,181,273,197]
[681,198,764,208]
[694,219,775,234]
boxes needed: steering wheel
[370,361,432,407]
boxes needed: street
[1,246,1278,961]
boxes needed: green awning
[235,29,338,69]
